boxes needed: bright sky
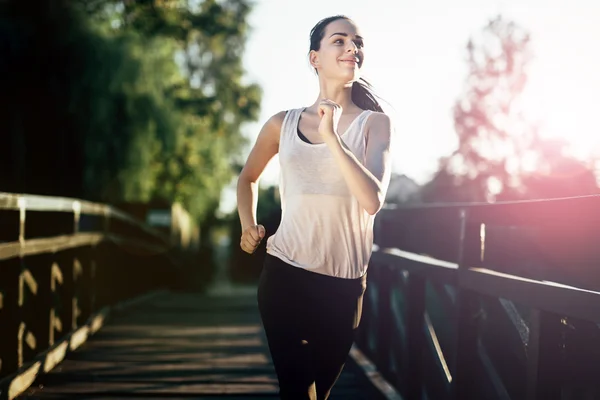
[219,0,600,214]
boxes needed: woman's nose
[346,42,358,53]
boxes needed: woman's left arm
[326,112,393,215]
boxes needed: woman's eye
[333,38,364,48]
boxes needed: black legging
[257,254,367,400]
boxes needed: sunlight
[520,59,600,161]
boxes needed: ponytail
[352,78,384,112]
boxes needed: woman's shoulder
[258,109,299,143]
[261,110,288,132]
[266,107,305,123]
[268,110,288,123]
[364,110,391,125]
[264,107,306,128]
[363,111,393,137]
[364,110,388,119]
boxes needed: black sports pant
[257,254,367,400]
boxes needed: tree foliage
[0,0,261,220]
[421,15,598,203]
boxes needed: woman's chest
[279,136,365,195]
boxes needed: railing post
[95,207,112,308]
[0,258,21,378]
[376,264,393,379]
[526,309,563,400]
[70,201,82,328]
[452,208,480,400]
[58,251,76,335]
[76,248,93,323]
[405,272,426,400]
[34,254,52,351]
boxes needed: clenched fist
[318,99,342,141]
[240,224,266,254]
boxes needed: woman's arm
[321,105,392,215]
[237,111,286,253]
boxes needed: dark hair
[309,15,384,113]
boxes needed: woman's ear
[309,50,319,69]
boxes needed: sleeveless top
[266,107,375,279]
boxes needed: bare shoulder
[366,111,391,128]
[261,110,288,143]
[365,111,392,142]
[267,110,287,126]
[239,110,287,182]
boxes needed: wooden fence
[0,192,178,391]
[357,195,600,400]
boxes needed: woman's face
[311,19,364,82]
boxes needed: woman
[236,15,392,400]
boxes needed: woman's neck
[309,80,360,114]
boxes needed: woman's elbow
[237,171,256,187]
[364,196,384,216]
[365,207,378,216]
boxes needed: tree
[420,16,598,203]
[0,0,261,221]
[499,137,599,200]
[79,0,262,220]
[421,16,533,202]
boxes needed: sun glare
[520,60,600,161]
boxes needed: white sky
[219,0,600,214]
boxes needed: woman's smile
[339,57,359,67]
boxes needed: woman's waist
[274,215,371,242]
[280,195,368,223]
[264,253,366,286]
[266,222,374,277]
[264,250,368,283]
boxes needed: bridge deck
[18,289,384,399]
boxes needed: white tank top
[266,107,375,279]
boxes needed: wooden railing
[0,192,178,385]
[357,195,600,400]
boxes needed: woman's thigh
[256,255,366,400]
[309,292,364,400]
[257,257,317,399]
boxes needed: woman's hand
[240,224,266,254]
[318,99,343,142]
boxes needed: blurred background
[2,0,599,288]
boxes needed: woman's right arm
[237,111,286,254]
